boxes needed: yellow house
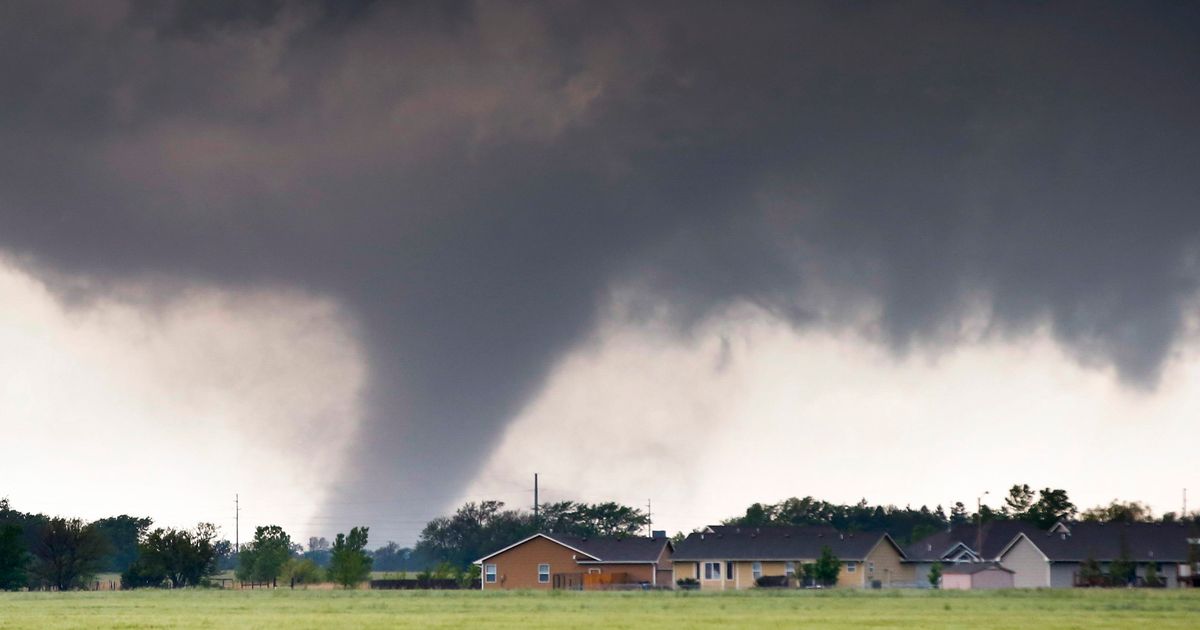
[672,525,913,590]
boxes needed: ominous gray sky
[1,1,1198,542]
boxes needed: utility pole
[647,499,652,538]
[1184,488,1188,518]
[533,473,539,530]
[975,491,989,560]
[235,494,240,556]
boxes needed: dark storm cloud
[2,1,1198,533]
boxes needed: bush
[282,558,322,587]
[928,561,943,589]
[755,575,790,588]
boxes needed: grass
[0,588,1197,629]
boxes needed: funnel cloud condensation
[1,1,1198,534]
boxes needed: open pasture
[0,588,1198,629]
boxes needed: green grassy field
[0,588,1197,629]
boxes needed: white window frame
[704,562,721,580]
[538,563,550,583]
[846,562,857,573]
[485,564,497,583]
[752,562,762,580]
[868,561,875,573]
[786,561,796,577]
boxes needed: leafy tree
[949,502,970,527]
[722,496,949,544]
[928,561,942,588]
[281,558,322,587]
[0,499,48,571]
[1003,484,1035,518]
[1027,489,1076,529]
[213,539,236,571]
[328,527,372,589]
[91,515,153,574]
[237,525,292,585]
[739,503,776,527]
[813,545,841,587]
[538,501,650,538]
[1081,500,1153,524]
[416,501,534,569]
[0,524,28,590]
[122,523,218,589]
[29,518,109,590]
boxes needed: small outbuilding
[941,562,1015,590]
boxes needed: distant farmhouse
[474,532,673,590]
[475,521,1199,590]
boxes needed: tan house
[474,532,673,590]
[671,525,912,590]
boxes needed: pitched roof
[904,521,1042,562]
[942,562,1013,575]
[1007,522,1194,563]
[554,534,672,563]
[474,532,670,564]
[672,525,903,562]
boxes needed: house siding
[1049,563,1075,588]
[910,562,935,588]
[836,560,865,587]
[942,573,971,590]
[673,561,699,587]
[578,563,656,584]
[481,536,589,590]
[1000,536,1050,588]
[971,569,1015,589]
[863,540,912,587]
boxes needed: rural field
[0,589,1197,629]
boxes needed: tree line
[3,486,1195,590]
[722,484,1199,543]
[0,498,372,591]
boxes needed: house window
[588,568,601,574]
[538,564,550,583]
[846,562,857,573]
[752,562,762,580]
[704,562,721,580]
[727,561,734,580]
[786,561,796,577]
[868,561,875,573]
[485,564,497,583]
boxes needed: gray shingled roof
[904,521,1042,562]
[672,526,900,561]
[1016,522,1195,563]
[475,533,671,564]
[551,534,671,563]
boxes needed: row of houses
[474,521,1200,590]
